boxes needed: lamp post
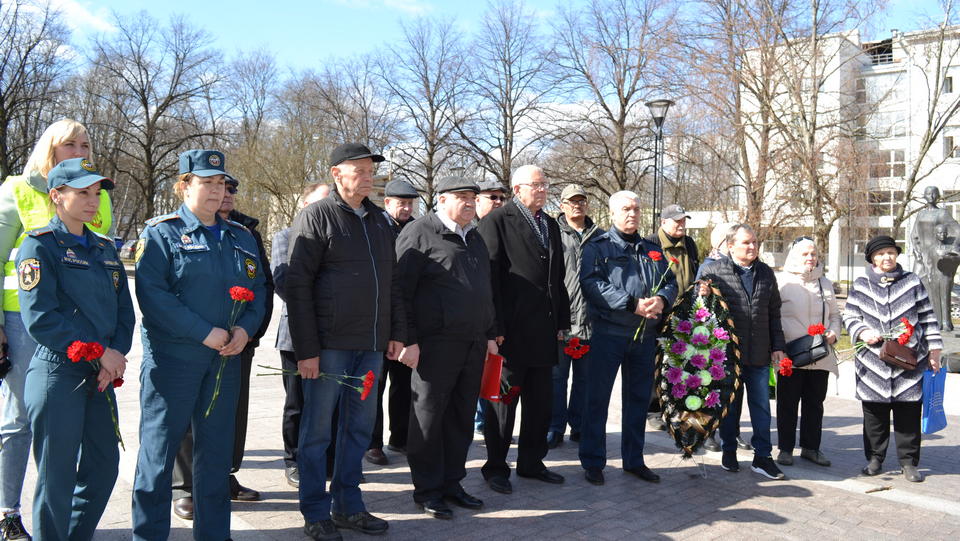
[645,98,674,235]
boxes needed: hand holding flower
[298,357,320,379]
[219,327,249,357]
[859,329,882,345]
[398,344,420,369]
[203,327,231,351]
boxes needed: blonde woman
[0,120,113,539]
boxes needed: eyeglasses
[226,186,238,194]
[523,182,549,191]
[563,199,588,206]
[483,194,506,202]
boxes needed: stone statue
[910,186,960,331]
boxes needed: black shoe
[487,476,513,494]
[736,437,753,451]
[569,431,581,442]
[387,444,407,454]
[584,468,605,485]
[331,511,388,535]
[364,448,389,465]
[721,450,739,472]
[703,434,721,452]
[418,499,453,519]
[751,456,785,480]
[862,458,882,476]
[902,464,923,483]
[445,490,483,509]
[0,513,31,540]
[800,448,830,467]
[229,475,261,501]
[518,469,565,484]
[546,431,563,449]
[304,519,342,541]
[173,497,194,520]
[646,413,667,431]
[625,465,660,483]
[285,466,300,488]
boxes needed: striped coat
[843,267,943,402]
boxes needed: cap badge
[208,154,222,167]
[80,159,96,172]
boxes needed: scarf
[867,263,903,288]
[514,196,548,249]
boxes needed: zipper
[359,213,379,350]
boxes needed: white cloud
[49,0,115,34]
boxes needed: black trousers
[482,364,552,480]
[776,369,829,452]
[173,344,256,498]
[370,356,412,450]
[281,350,304,467]
[862,400,922,466]
[407,339,485,502]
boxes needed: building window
[946,136,960,159]
[868,149,906,178]
[762,230,785,253]
[856,78,866,103]
[867,190,906,217]
[944,76,954,94]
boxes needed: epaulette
[145,213,180,227]
[225,219,249,233]
[93,231,112,242]
[26,226,53,237]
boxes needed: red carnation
[807,323,826,336]
[113,378,124,388]
[568,337,580,347]
[229,286,255,302]
[669,256,680,265]
[779,357,794,377]
[501,386,522,405]
[67,340,86,363]
[360,370,375,401]
[85,342,105,360]
[648,251,663,261]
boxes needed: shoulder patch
[134,239,145,263]
[145,213,180,227]
[18,258,40,291]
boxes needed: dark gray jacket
[697,257,786,367]
[272,226,293,352]
[396,212,495,344]
[557,214,602,339]
[286,189,406,358]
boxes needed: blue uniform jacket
[579,227,679,338]
[17,216,135,355]
[135,203,267,359]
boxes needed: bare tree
[378,17,466,207]
[454,0,554,185]
[0,0,72,178]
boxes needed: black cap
[477,178,509,194]
[384,179,418,198]
[330,143,385,167]
[225,174,239,187]
[864,235,901,263]
[437,176,480,194]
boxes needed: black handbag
[784,280,830,368]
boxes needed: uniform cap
[47,158,114,192]
[179,149,229,177]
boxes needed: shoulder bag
[784,279,830,368]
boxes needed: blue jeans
[579,332,655,471]
[0,312,36,513]
[550,340,587,436]
[720,364,772,457]
[299,350,381,522]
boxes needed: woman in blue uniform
[17,157,134,540]
[131,150,266,541]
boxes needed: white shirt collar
[436,211,474,241]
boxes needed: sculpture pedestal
[942,334,960,373]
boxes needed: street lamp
[645,98,674,234]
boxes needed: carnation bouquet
[655,285,741,457]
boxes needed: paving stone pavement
[17,285,960,539]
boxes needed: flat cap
[384,179,418,198]
[330,143,385,167]
[437,176,480,194]
[477,178,509,194]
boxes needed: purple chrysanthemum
[686,374,703,389]
[690,354,708,369]
[713,327,730,341]
[695,307,711,322]
[671,383,688,399]
[670,341,688,355]
[705,390,721,408]
[709,348,726,363]
[709,364,726,380]
[665,366,684,384]
[691,333,709,346]
[676,320,693,334]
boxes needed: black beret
[437,176,480,194]
[864,235,901,263]
[384,179,418,198]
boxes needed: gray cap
[437,176,480,194]
[477,178,509,194]
[560,184,587,201]
[661,204,691,221]
[384,179,418,199]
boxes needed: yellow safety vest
[2,175,113,312]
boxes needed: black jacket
[229,209,274,345]
[478,199,571,368]
[558,214,603,340]
[396,212,495,344]
[286,189,406,359]
[697,257,785,367]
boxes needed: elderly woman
[774,237,841,467]
[131,150,266,540]
[0,119,113,539]
[843,235,942,483]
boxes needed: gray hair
[725,223,757,245]
[511,164,544,187]
[608,190,640,213]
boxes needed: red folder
[480,353,504,401]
